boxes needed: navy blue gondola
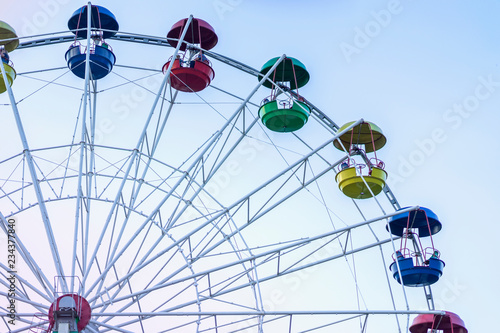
[387,207,445,287]
[65,44,116,80]
[387,207,442,237]
[390,255,445,287]
[68,5,119,39]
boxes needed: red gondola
[48,294,91,332]
[410,311,468,333]
[163,18,218,93]
[163,52,215,92]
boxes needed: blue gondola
[387,207,445,287]
[390,253,445,287]
[65,5,118,80]
[65,43,116,80]
[68,5,119,39]
[387,207,442,237]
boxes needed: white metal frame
[0,3,437,332]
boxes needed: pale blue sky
[2,1,499,332]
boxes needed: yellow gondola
[333,121,386,153]
[334,121,387,199]
[0,20,19,94]
[335,166,387,199]
[0,63,16,94]
[0,21,19,52]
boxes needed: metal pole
[82,310,446,316]
[0,211,54,299]
[72,0,94,295]
[0,49,66,285]
[82,79,99,280]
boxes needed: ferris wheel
[0,4,468,333]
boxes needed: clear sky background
[2,0,500,332]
